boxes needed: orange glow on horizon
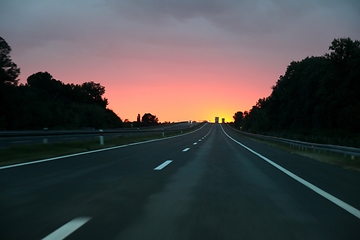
[16,39,276,124]
[99,59,274,123]
[104,76,269,123]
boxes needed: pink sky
[2,0,359,122]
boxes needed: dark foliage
[1,71,122,130]
[0,35,122,130]
[235,38,360,136]
[233,111,243,129]
[0,36,20,86]
[141,113,159,126]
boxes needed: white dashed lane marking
[42,217,91,240]
[182,148,190,152]
[154,160,172,170]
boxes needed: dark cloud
[104,0,359,34]
[1,0,359,82]
[102,0,360,53]
[105,0,236,22]
[0,0,110,52]
[2,0,359,52]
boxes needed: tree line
[233,38,360,139]
[0,36,125,130]
[122,113,160,128]
[0,36,163,130]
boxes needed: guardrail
[0,122,203,147]
[228,125,360,159]
[0,123,201,137]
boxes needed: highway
[1,123,359,239]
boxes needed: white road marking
[0,123,210,170]
[193,142,197,145]
[154,160,172,170]
[42,217,90,240]
[198,139,202,142]
[182,148,190,152]
[220,125,360,220]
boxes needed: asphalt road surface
[1,123,359,239]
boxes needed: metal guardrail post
[43,128,48,144]
[99,129,104,145]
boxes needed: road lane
[222,124,360,212]
[221,124,360,219]
[1,123,359,239]
[0,124,211,239]
[113,124,360,240]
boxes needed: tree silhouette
[233,111,243,129]
[0,36,123,130]
[0,36,21,129]
[141,113,159,126]
[326,38,360,65]
[0,36,20,86]
[81,81,108,108]
[137,114,141,123]
[237,37,360,135]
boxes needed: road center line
[154,160,172,170]
[193,142,197,145]
[182,148,190,152]
[42,217,91,240]
[220,125,360,220]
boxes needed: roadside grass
[0,130,187,167]
[236,132,360,172]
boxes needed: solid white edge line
[0,123,209,170]
[220,124,360,220]
[42,217,91,240]
[154,160,173,170]
[182,148,190,152]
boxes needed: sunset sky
[1,0,359,122]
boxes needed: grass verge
[235,131,360,172]
[0,131,186,167]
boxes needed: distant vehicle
[215,117,219,123]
